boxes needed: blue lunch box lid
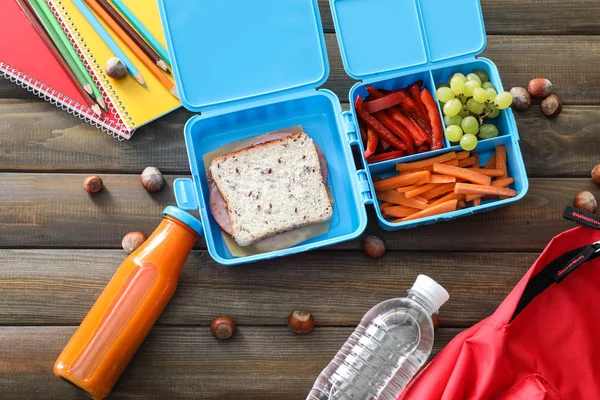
[157,0,330,113]
[329,0,486,80]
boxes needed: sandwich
[208,131,332,247]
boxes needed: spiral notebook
[1,0,180,140]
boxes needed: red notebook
[0,0,130,139]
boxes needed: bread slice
[209,132,333,246]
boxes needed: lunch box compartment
[180,91,368,264]
[159,0,529,264]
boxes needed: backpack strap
[563,206,600,230]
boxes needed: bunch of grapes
[436,69,512,151]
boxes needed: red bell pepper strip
[421,88,444,150]
[366,86,429,146]
[358,119,368,144]
[355,97,407,152]
[374,111,415,155]
[410,83,430,129]
[363,125,379,159]
[417,144,430,153]
[364,90,407,114]
[381,139,391,150]
[400,98,433,137]
[368,150,405,163]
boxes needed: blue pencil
[72,0,146,87]
[109,0,171,67]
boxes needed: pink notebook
[0,0,131,139]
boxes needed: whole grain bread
[209,132,333,246]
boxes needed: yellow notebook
[48,0,181,138]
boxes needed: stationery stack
[0,0,180,140]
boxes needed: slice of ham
[208,132,329,236]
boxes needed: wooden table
[1,1,599,398]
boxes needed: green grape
[472,87,487,103]
[445,125,463,142]
[460,133,478,151]
[436,82,450,89]
[436,87,454,103]
[444,115,463,127]
[473,69,490,83]
[487,107,500,119]
[466,73,482,85]
[479,124,499,139]
[452,72,467,82]
[467,98,485,114]
[450,76,466,95]
[482,81,495,90]
[459,107,470,118]
[463,80,481,97]
[485,88,497,102]
[443,98,462,117]
[461,116,479,135]
[494,91,513,109]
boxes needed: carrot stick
[465,193,483,202]
[379,201,394,210]
[484,154,497,169]
[414,177,431,185]
[456,151,471,160]
[432,164,492,186]
[401,200,458,222]
[430,192,464,206]
[491,177,515,187]
[406,183,438,198]
[430,175,456,184]
[396,185,421,193]
[376,190,429,209]
[454,183,517,197]
[383,206,420,218]
[468,168,505,177]
[396,152,457,172]
[473,198,481,206]
[495,146,507,177]
[413,196,428,203]
[421,183,456,200]
[457,200,467,209]
[444,159,460,167]
[458,156,477,168]
[374,171,430,191]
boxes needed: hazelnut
[83,175,103,194]
[527,78,553,98]
[140,167,165,193]
[210,316,236,340]
[509,87,531,111]
[432,314,440,333]
[122,231,147,254]
[592,165,600,186]
[363,235,386,259]
[540,94,563,117]
[106,57,127,79]
[574,191,597,214]
[288,311,314,334]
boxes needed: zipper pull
[554,241,600,283]
[563,206,600,230]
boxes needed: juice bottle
[54,206,203,399]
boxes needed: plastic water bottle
[306,275,449,400]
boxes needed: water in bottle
[307,275,449,400]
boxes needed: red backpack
[400,207,600,400]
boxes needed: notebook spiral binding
[0,62,128,140]
[47,0,135,131]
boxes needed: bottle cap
[163,206,204,237]
[411,275,449,313]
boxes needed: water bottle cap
[410,275,449,313]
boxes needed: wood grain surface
[0,326,461,399]
[0,173,593,251]
[2,1,600,398]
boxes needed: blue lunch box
[157,0,528,266]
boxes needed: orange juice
[54,207,202,399]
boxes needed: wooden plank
[1,99,599,177]
[3,35,600,104]
[0,326,461,399]
[0,173,593,251]
[0,249,532,327]
[319,0,600,35]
